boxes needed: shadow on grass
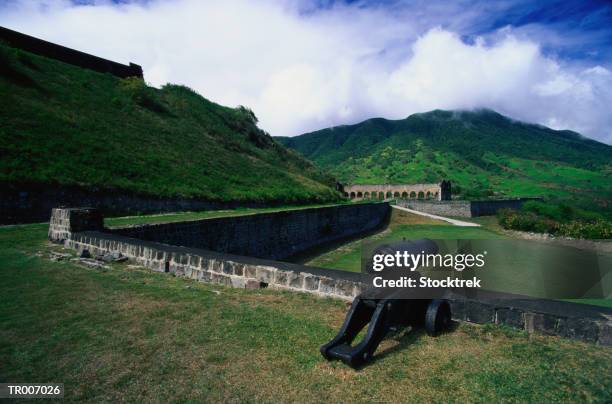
[284,215,392,267]
[360,321,460,369]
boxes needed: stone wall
[399,200,472,217]
[48,207,103,242]
[64,230,363,300]
[49,207,611,345]
[109,203,391,261]
[0,26,143,78]
[1,183,316,225]
[398,198,539,218]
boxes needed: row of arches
[345,191,438,200]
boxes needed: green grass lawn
[304,207,502,272]
[1,222,611,402]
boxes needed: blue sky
[1,0,611,143]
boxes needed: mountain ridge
[277,109,611,212]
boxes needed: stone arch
[386,191,393,199]
[364,192,370,199]
[418,191,425,199]
[357,191,363,198]
[434,192,439,199]
[379,192,385,200]
[410,191,416,199]
[401,191,408,198]
[393,191,400,198]
[426,191,431,199]
[350,192,356,199]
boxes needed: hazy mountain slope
[277,110,612,210]
[0,44,339,204]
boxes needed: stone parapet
[48,207,103,242]
[49,206,611,346]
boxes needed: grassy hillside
[0,44,339,204]
[277,110,612,214]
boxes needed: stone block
[230,277,246,289]
[256,267,274,283]
[198,271,212,282]
[221,261,234,275]
[304,275,320,291]
[189,255,200,268]
[233,262,245,276]
[275,270,289,286]
[597,321,611,346]
[465,301,495,324]
[319,277,336,294]
[557,317,599,342]
[524,313,559,335]
[287,272,304,289]
[244,265,257,279]
[211,273,231,286]
[495,307,525,329]
[335,279,355,297]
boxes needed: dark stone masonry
[49,206,611,345]
[398,198,541,218]
[0,26,143,79]
[109,203,390,261]
[1,183,285,225]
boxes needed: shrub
[120,77,169,114]
[522,200,575,222]
[498,207,610,239]
[557,220,612,239]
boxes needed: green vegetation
[0,44,339,204]
[278,109,612,215]
[498,201,612,239]
[304,208,501,272]
[1,222,611,402]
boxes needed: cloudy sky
[1,0,611,143]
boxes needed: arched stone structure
[341,181,451,201]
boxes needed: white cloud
[1,0,611,143]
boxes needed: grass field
[303,207,611,307]
[1,221,611,402]
[304,208,502,272]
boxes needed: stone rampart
[398,198,539,218]
[1,183,322,225]
[48,206,611,345]
[108,203,390,261]
[0,26,143,78]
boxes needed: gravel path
[391,205,481,227]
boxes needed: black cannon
[320,239,452,368]
[320,296,451,368]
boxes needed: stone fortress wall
[0,26,143,79]
[49,206,611,345]
[109,203,391,261]
[398,198,541,218]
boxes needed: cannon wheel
[424,299,451,336]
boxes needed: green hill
[277,109,612,214]
[0,44,339,204]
